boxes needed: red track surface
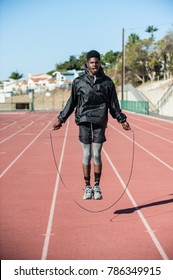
[0,111,173,260]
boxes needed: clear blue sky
[0,0,173,81]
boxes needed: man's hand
[53,120,62,130]
[122,121,131,131]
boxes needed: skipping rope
[49,128,135,213]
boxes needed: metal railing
[157,83,173,110]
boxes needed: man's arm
[109,81,131,131]
[52,81,78,130]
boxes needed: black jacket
[58,67,126,127]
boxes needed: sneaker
[83,185,93,200]
[93,185,102,200]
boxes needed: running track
[0,111,173,260]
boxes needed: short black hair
[86,50,100,61]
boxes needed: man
[53,50,130,200]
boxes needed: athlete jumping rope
[53,50,131,200]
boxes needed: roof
[30,77,48,82]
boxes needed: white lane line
[0,111,47,131]
[131,123,173,144]
[126,111,173,123]
[41,120,70,260]
[108,123,173,171]
[0,119,53,178]
[0,113,35,131]
[103,147,169,260]
[129,115,173,131]
[0,121,17,131]
[0,122,34,144]
[0,113,51,144]
[0,112,26,114]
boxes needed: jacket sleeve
[109,81,127,123]
[58,81,78,123]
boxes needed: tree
[157,29,173,79]
[127,33,140,47]
[9,71,23,81]
[55,53,87,72]
[103,50,120,65]
[124,38,149,84]
[8,71,24,95]
[65,55,79,70]
[53,26,172,86]
[78,52,87,68]
[145,25,158,40]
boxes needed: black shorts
[79,122,106,144]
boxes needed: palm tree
[9,71,24,81]
[9,71,24,95]
[145,25,158,40]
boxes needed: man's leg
[93,142,103,185]
[82,163,91,186]
[94,164,102,186]
[93,143,103,199]
[81,143,93,199]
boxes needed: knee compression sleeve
[93,143,102,165]
[81,143,92,165]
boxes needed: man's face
[86,57,100,75]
